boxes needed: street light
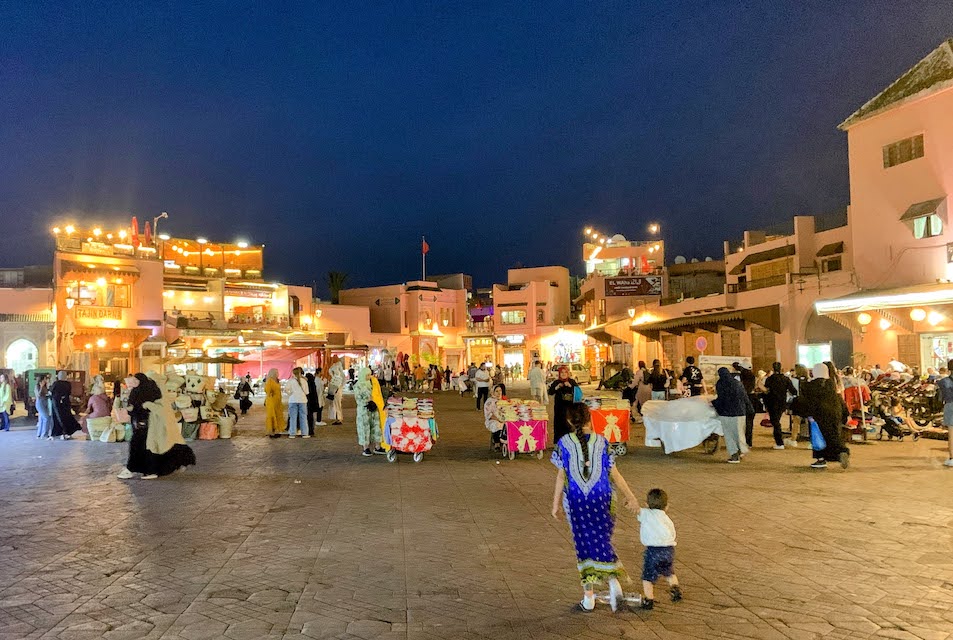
[153,212,168,243]
[648,223,660,235]
[579,313,586,323]
[628,307,636,319]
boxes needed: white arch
[5,338,39,374]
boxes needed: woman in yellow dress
[264,368,285,438]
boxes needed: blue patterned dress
[552,433,627,585]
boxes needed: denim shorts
[944,403,953,427]
[642,546,675,582]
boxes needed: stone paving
[1,383,952,640]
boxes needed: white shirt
[528,367,545,387]
[475,369,491,388]
[287,377,309,404]
[638,509,676,547]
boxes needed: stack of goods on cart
[417,397,434,420]
[583,396,629,411]
[498,399,548,422]
[384,395,439,460]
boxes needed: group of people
[261,358,347,439]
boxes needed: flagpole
[422,235,427,281]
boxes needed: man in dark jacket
[764,362,797,449]
[733,362,759,447]
[712,367,755,463]
[792,363,850,469]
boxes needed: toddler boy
[637,488,681,610]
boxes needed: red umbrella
[130,216,140,248]
[143,221,153,246]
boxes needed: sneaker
[316,421,327,426]
[943,458,953,467]
[288,434,296,438]
[670,586,682,602]
[141,474,158,480]
[784,438,798,448]
[301,435,311,439]
[639,598,654,610]
[372,447,386,455]
[117,468,135,480]
[332,421,343,425]
[773,444,785,450]
[727,453,741,464]
[810,459,827,469]
[362,449,372,457]
[839,452,850,469]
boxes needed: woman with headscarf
[50,371,81,439]
[328,357,346,425]
[354,367,385,456]
[792,363,850,469]
[548,365,579,444]
[264,368,285,439]
[0,373,11,432]
[82,381,113,440]
[117,373,196,479]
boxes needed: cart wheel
[386,449,397,463]
[615,443,627,456]
[508,450,516,461]
[413,452,424,463]
[536,450,545,460]
[702,434,719,455]
[500,443,509,458]
[898,434,904,441]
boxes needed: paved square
[1,385,952,639]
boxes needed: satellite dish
[704,256,713,262]
[674,255,687,264]
[610,233,626,244]
[690,258,699,263]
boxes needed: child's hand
[625,497,640,513]
[551,503,560,519]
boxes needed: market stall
[384,395,438,462]
[584,396,631,455]
[641,397,722,454]
[497,399,548,460]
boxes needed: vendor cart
[385,416,438,462]
[590,408,631,455]
[501,419,547,460]
[641,398,722,455]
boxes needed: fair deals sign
[604,276,662,297]
[698,355,751,388]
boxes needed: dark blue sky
[2,2,951,294]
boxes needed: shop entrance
[502,349,524,375]
[920,333,953,371]
[804,312,852,367]
[5,338,38,374]
[751,327,777,373]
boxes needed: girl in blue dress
[551,402,639,612]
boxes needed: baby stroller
[878,416,918,441]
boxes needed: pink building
[815,39,953,371]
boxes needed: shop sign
[224,287,273,299]
[74,307,122,321]
[497,334,525,345]
[182,328,240,337]
[605,276,662,297]
[467,337,493,346]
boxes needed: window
[500,310,526,324]
[913,214,943,239]
[820,257,842,273]
[65,281,131,307]
[536,309,545,323]
[883,134,924,168]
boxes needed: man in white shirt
[528,361,546,404]
[474,364,491,410]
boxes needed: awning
[899,197,945,222]
[61,261,140,279]
[585,325,614,345]
[815,241,844,258]
[815,283,953,314]
[631,305,781,341]
[729,244,795,275]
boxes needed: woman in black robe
[50,371,82,439]
[118,373,195,479]
[547,365,580,444]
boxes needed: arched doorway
[6,338,38,374]
[803,312,853,368]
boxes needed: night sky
[2,2,951,295]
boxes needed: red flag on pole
[130,216,140,248]
[143,221,153,246]
[422,238,430,255]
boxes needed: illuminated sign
[497,334,525,345]
[74,307,122,321]
[224,287,273,299]
[605,276,662,297]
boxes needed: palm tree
[326,271,349,304]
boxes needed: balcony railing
[465,321,494,334]
[727,274,788,293]
[165,310,227,329]
[227,313,292,328]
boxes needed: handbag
[572,385,584,403]
[175,395,193,409]
[200,405,213,420]
[808,417,827,451]
[180,407,199,423]
[234,388,241,400]
[113,407,130,423]
[198,422,219,440]
[99,425,117,443]
[365,400,378,411]
[760,418,773,427]
[217,415,235,438]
